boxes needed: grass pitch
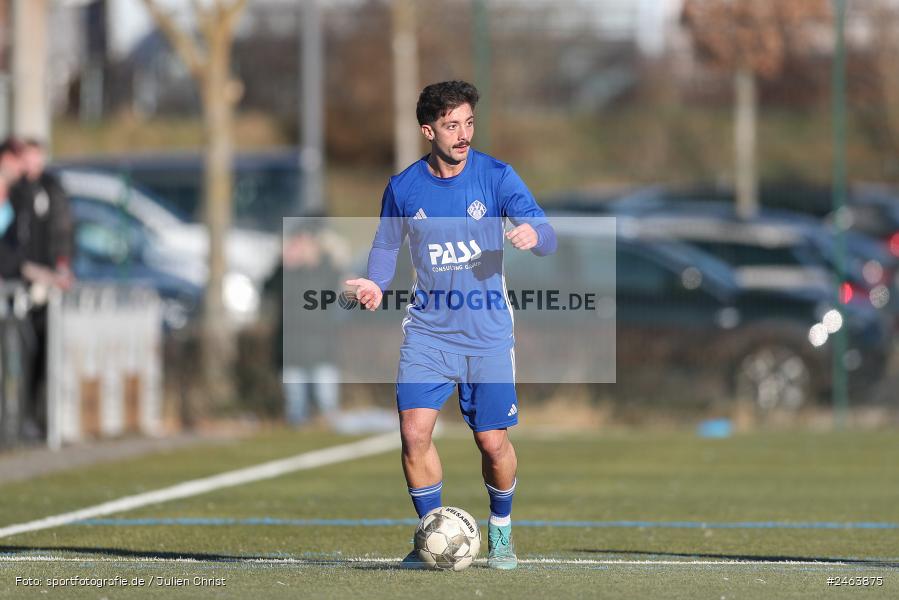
[1,426,897,599]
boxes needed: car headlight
[807,308,844,348]
[821,309,843,334]
[808,323,829,348]
[223,272,260,316]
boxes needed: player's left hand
[505,224,539,250]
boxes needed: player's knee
[400,423,432,456]
[474,431,507,458]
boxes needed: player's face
[422,103,475,164]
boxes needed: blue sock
[485,478,516,519]
[408,481,443,518]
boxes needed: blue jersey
[367,149,549,355]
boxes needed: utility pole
[472,0,491,152]
[831,0,849,428]
[734,66,757,219]
[80,0,107,124]
[392,0,419,173]
[300,0,324,213]
[0,1,12,139]
[12,0,50,141]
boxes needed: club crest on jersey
[467,200,487,220]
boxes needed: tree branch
[223,0,249,22]
[140,0,207,80]
[214,0,249,36]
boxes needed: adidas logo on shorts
[507,404,517,417]
[413,208,427,220]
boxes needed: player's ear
[421,124,434,141]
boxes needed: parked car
[507,216,890,409]
[607,201,899,329]
[609,182,899,258]
[55,168,281,326]
[54,148,305,232]
[70,196,202,330]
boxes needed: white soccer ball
[414,506,481,571]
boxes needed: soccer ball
[414,506,481,571]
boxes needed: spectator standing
[10,139,74,439]
[12,140,74,288]
[267,220,345,425]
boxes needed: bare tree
[392,0,420,172]
[141,0,247,410]
[851,1,899,171]
[682,0,830,217]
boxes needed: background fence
[46,284,163,449]
[0,283,163,449]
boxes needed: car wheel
[733,345,813,411]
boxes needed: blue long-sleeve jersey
[367,149,556,355]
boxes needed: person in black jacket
[13,139,74,286]
[9,139,74,439]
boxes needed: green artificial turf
[1,427,897,599]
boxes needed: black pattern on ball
[423,515,447,534]
[413,507,481,571]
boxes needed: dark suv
[505,217,890,409]
[611,183,899,259]
[608,200,899,329]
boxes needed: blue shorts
[396,343,518,432]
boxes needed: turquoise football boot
[487,522,518,570]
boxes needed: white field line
[0,556,857,567]
[0,433,399,540]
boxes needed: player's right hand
[344,278,383,311]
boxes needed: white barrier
[47,285,163,450]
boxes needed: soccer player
[346,81,556,570]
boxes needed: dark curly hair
[416,81,479,126]
[0,137,24,158]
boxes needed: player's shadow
[348,563,489,572]
[349,564,409,571]
[0,544,412,566]
[575,548,899,569]
[0,544,274,562]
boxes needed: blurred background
[1,0,898,452]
